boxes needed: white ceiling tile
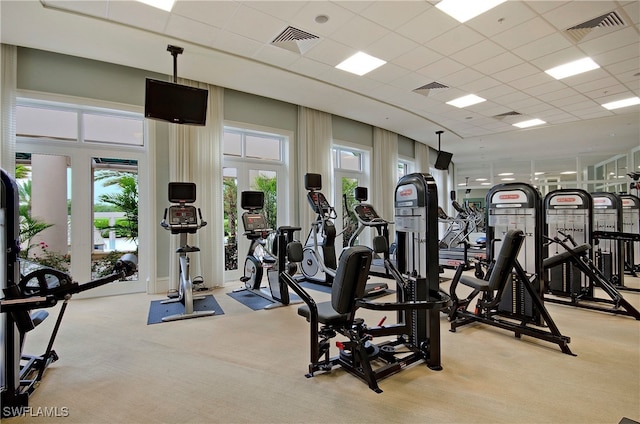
[427,26,485,56]
[593,44,640,66]
[549,94,592,108]
[529,46,591,71]
[224,4,288,43]
[389,72,438,91]
[579,27,638,57]
[393,45,442,71]
[303,38,353,67]
[493,90,533,106]
[108,1,170,33]
[328,15,389,50]
[171,1,240,28]
[623,1,640,25]
[211,31,263,58]
[467,1,537,38]
[537,87,580,102]
[366,62,411,84]
[396,7,458,44]
[459,76,501,94]
[288,56,334,79]
[477,84,519,100]
[574,76,622,94]
[575,109,615,119]
[45,0,108,18]
[440,67,484,88]
[522,80,567,97]
[584,84,629,100]
[289,1,356,37]
[509,97,546,110]
[252,44,301,68]
[490,17,556,50]
[365,32,420,62]
[556,68,610,88]
[605,57,640,75]
[511,33,573,61]
[525,1,569,15]
[492,62,540,83]
[416,57,466,80]
[359,1,431,30]
[473,51,523,75]
[242,1,308,21]
[450,39,506,67]
[542,1,621,30]
[164,14,219,47]
[508,72,552,91]
[331,1,374,14]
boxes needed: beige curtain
[1,44,17,174]
[168,80,224,289]
[372,127,398,224]
[297,106,333,233]
[415,141,430,174]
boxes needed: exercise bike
[235,190,301,309]
[347,186,393,279]
[300,173,387,297]
[160,182,215,322]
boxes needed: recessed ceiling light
[560,171,577,175]
[501,177,515,181]
[136,0,175,11]
[481,182,491,186]
[436,0,507,23]
[544,57,600,80]
[475,178,487,181]
[513,119,546,128]
[335,52,386,76]
[498,172,513,176]
[534,172,545,175]
[446,94,486,108]
[601,97,640,110]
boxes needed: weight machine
[543,188,639,319]
[283,173,450,393]
[1,169,137,417]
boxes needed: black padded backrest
[487,229,525,292]
[372,235,388,254]
[331,246,372,314]
[287,241,304,263]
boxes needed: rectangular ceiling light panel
[513,118,546,128]
[436,0,507,23]
[336,52,386,76]
[545,57,600,80]
[601,97,640,110]
[446,94,486,108]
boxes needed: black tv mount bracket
[435,130,444,151]
[167,45,184,83]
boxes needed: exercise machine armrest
[0,295,57,313]
[280,272,317,316]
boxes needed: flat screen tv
[168,182,196,203]
[145,78,208,126]
[434,150,453,170]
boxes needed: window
[222,126,290,281]
[16,97,147,296]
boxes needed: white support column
[31,154,68,256]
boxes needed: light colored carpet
[9,271,640,424]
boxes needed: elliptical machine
[236,190,301,309]
[348,186,393,279]
[300,173,387,297]
[160,182,215,321]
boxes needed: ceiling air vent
[493,111,522,120]
[413,81,449,97]
[565,11,626,43]
[271,26,320,55]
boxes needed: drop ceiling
[1,0,639,183]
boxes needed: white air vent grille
[493,111,522,120]
[565,11,626,43]
[413,82,449,97]
[271,26,320,54]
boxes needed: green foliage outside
[341,178,359,247]
[95,170,139,244]
[253,175,277,230]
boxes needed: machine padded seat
[458,275,490,291]
[543,244,591,269]
[298,302,350,325]
[297,246,372,325]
